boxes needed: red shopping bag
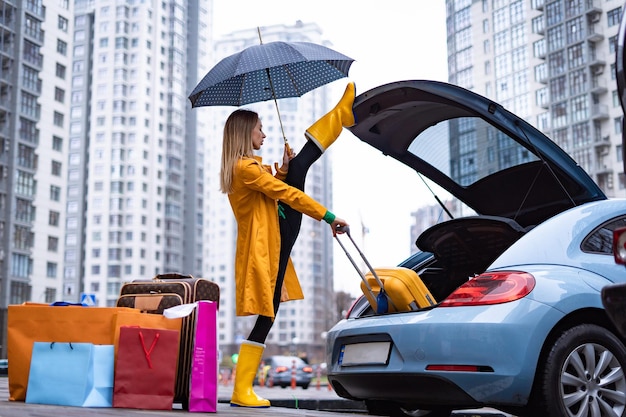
[113,326,180,410]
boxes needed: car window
[581,216,626,254]
[407,116,539,187]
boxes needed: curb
[218,397,367,413]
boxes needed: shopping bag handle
[139,331,160,369]
[50,301,88,307]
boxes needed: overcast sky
[212,1,449,295]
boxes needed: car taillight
[439,271,535,307]
[303,366,312,373]
[613,227,626,265]
[274,366,288,373]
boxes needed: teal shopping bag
[25,342,114,407]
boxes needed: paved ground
[0,377,512,416]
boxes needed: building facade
[447,0,625,195]
[62,0,209,307]
[409,0,625,253]
[205,22,339,362]
[0,0,73,356]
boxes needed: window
[57,39,67,55]
[581,216,626,254]
[52,136,63,151]
[51,161,62,176]
[50,185,61,201]
[44,288,56,303]
[49,210,60,226]
[16,171,36,196]
[610,35,618,54]
[54,87,65,103]
[56,63,66,79]
[48,236,59,252]
[53,111,64,127]
[608,7,622,27]
[46,262,57,278]
[58,15,68,31]
[21,92,39,118]
[567,43,584,68]
[15,198,34,222]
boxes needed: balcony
[532,15,545,35]
[24,0,45,20]
[533,39,546,60]
[0,84,9,110]
[24,26,44,44]
[587,23,604,43]
[535,63,548,84]
[590,76,607,95]
[589,51,606,72]
[22,51,42,69]
[584,0,601,16]
[594,135,611,153]
[536,87,549,109]
[591,103,609,120]
[0,4,16,29]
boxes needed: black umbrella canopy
[188,41,354,108]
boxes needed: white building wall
[30,0,73,303]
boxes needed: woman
[221,82,356,408]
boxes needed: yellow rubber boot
[305,82,356,152]
[230,340,270,408]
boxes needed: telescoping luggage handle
[334,225,397,314]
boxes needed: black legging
[248,141,323,343]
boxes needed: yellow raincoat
[229,156,328,318]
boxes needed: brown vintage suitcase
[116,273,220,408]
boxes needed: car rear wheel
[536,323,626,417]
[365,400,452,417]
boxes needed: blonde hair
[220,109,258,193]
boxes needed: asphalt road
[0,377,512,416]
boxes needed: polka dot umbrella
[188,29,354,147]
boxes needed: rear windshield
[272,356,305,366]
[407,116,539,187]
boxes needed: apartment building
[448,0,625,195]
[64,0,209,307]
[0,0,72,357]
[408,0,625,252]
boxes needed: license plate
[339,341,391,366]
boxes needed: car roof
[347,80,605,229]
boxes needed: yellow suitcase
[334,226,436,314]
[361,267,436,312]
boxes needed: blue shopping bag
[25,342,114,407]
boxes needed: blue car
[326,77,626,417]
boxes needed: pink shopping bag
[189,301,218,412]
